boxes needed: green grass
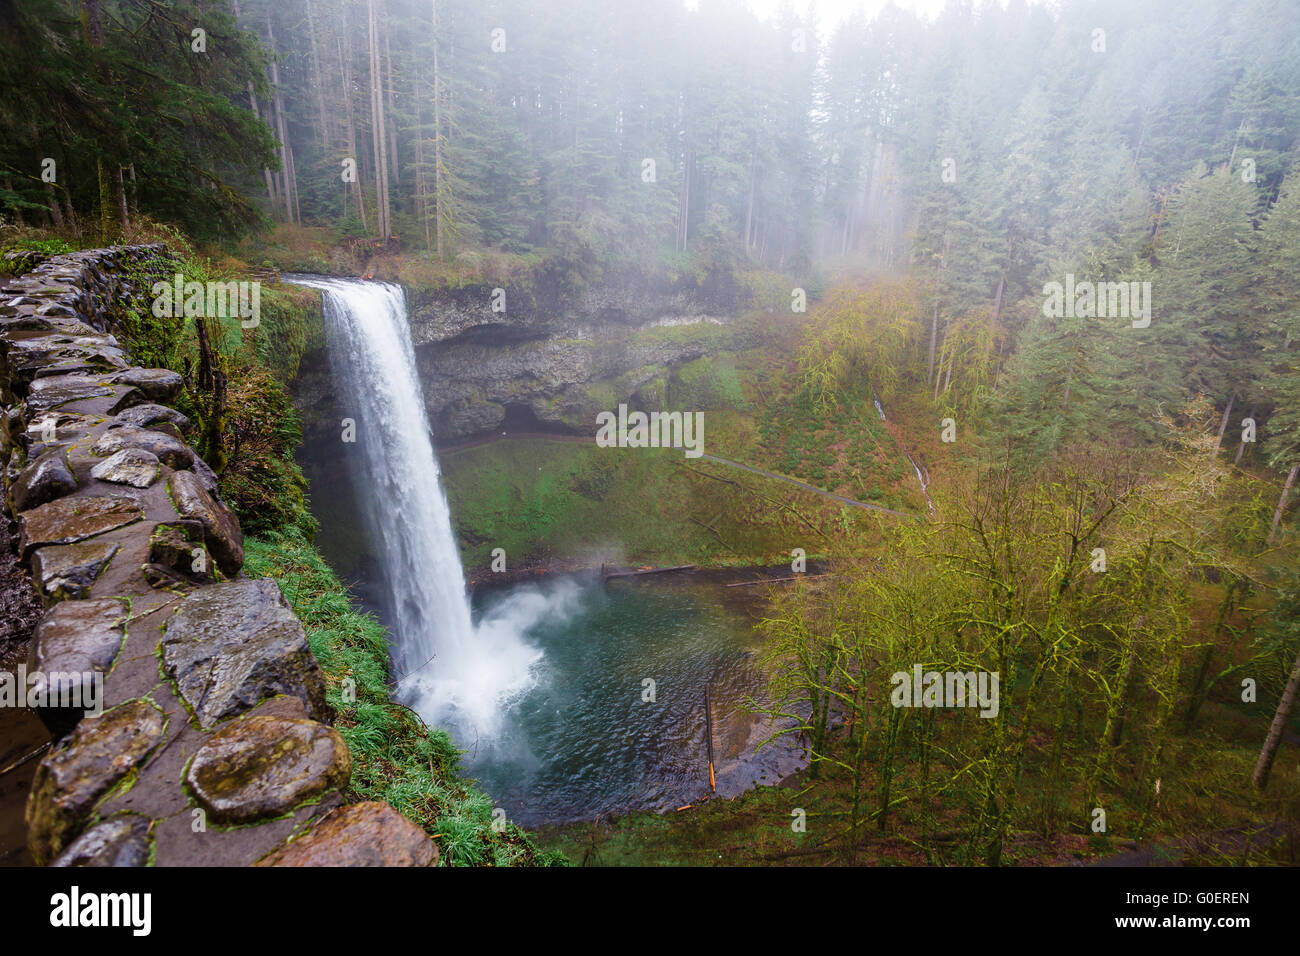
[243,527,567,867]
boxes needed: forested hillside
[2,0,1300,871]
[5,0,1300,470]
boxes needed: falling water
[871,384,932,512]
[905,451,935,513]
[287,277,542,739]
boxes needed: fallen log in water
[724,573,830,588]
[601,564,696,582]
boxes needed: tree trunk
[432,0,443,255]
[1235,405,1256,465]
[415,84,429,252]
[83,0,126,235]
[928,233,949,384]
[927,302,939,384]
[1182,580,1239,732]
[115,164,129,232]
[30,125,64,228]
[933,329,947,402]
[81,0,104,45]
[988,272,1005,362]
[1269,463,1299,544]
[304,0,331,147]
[340,31,367,231]
[1253,646,1300,790]
[1227,118,1247,172]
[678,147,692,253]
[96,158,113,240]
[45,180,64,228]
[943,340,954,394]
[194,317,228,474]
[744,135,756,252]
[266,10,297,224]
[368,0,390,239]
[232,15,277,215]
[384,6,400,188]
[1215,392,1236,453]
[286,142,301,224]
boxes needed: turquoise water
[459,575,804,827]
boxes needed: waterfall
[871,388,886,421]
[287,276,542,739]
[872,384,932,512]
[904,451,935,513]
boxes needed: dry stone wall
[1,245,436,867]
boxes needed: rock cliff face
[294,271,747,443]
[1,246,434,867]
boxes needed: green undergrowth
[440,328,925,572]
[442,431,894,573]
[113,243,324,383]
[103,241,324,541]
[244,527,567,867]
[0,235,75,274]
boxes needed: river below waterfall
[462,573,803,827]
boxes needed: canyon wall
[294,270,754,443]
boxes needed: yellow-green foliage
[752,422,1295,865]
[798,278,929,409]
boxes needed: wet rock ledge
[1,246,436,867]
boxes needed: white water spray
[288,277,544,739]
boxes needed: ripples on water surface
[458,575,805,827]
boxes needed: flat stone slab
[24,381,116,411]
[24,410,102,445]
[161,579,329,728]
[90,447,160,488]
[23,374,115,411]
[112,402,191,431]
[186,712,351,825]
[168,470,243,574]
[27,598,127,737]
[113,367,182,402]
[0,312,55,333]
[28,598,127,674]
[257,801,437,867]
[26,699,167,864]
[31,539,121,604]
[150,793,343,867]
[18,495,143,556]
[93,423,191,468]
[51,815,152,867]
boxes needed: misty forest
[0,0,1298,869]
